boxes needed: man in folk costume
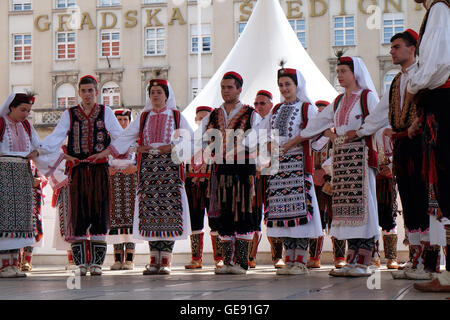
[38,75,124,276]
[0,92,41,278]
[299,57,381,277]
[185,106,224,270]
[93,79,193,275]
[307,100,347,270]
[261,67,323,275]
[198,71,262,275]
[251,90,284,269]
[108,109,138,271]
[404,0,450,292]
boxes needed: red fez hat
[196,106,213,114]
[79,75,98,84]
[256,90,273,100]
[315,100,330,107]
[114,108,132,117]
[338,56,354,72]
[11,93,35,106]
[278,68,298,85]
[404,29,419,42]
[223,71,243,86]
[148,79,169,98]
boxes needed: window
[144,0,165,3]
[145,27,165,56]
[191,78,210,100]
[101,82,121,107]
[56,83,77,108]
[99,0,120,6]
[56,0,76,8]
[334,16,355,46]
[13,34,32,62]
[12,0,32,11]
[289,19,306,48]
[383,70,399,95]
[101,31,120,57]
[56,32,76,60]
[383,14,404,44]
[191,24,211,54]
[237,22,246,39]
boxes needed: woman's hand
[158,144,172,154]
[86,149,111,163]
[26,150,39,160]
[136,145,152,153]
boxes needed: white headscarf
[0,93,16,118]
[279,69,316,107]
[143,80,177,112]
[351,57,379,97]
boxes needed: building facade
[1,0,426,137]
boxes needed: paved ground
[1,264,449,301]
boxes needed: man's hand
[26,150,39,160]
[379,165,392,177]
[86,149,110,163]
[158,144,172,155]
[383,128,394,138]
[324,129,337,143]
[33,177,42,188]
[345,130,358,143]
[407,117,421,139]
[64,154,79,166]
[136,145,152,153]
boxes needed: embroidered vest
[333,90,378,169]
[206,104,255,162]
[67,104,110,160]
[272,102,314,175]
[388,73,418,132]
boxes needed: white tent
[182,0,338,127]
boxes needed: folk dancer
[198,72,262,275]
[251,90,284,269]
[347,30,433,278]
[0,92,41,278]
[38,75,124,276]
[108,109,138,271]
[299,56,381,277]
[261,66,324,275]
[48,156,75,270]
[406,0,450,292]
[92,79,193,275]
[307,100,347,269]
[184,106,224,269]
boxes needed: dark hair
[9,93,35,109]
[78,76,98,89]
[147,84,169,99]
[222,74,242,89]
[390,32,417,48]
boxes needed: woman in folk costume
[48,156,76,270]
[298,56,381,277]
[262,65,324,275]
[19,162,47,272]
[107,109,138,271]
[0,92,41,278]
[92,79,193,275]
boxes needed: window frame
[55,0,76,9]
[382,13,404,44]
[11,0,32,11]
[100,30,121,58]
[144,27,165,56]
[98,0,121,7]
[12,34,32,62]
[56,31,76,60]
[289,19,307,49]
[333,15,356,47]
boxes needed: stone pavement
[1,264,449,301]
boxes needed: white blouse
[301,89,380,138]
[110,107,193,156]
[408,3,450,94]
[0,116,41,157]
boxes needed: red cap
[256,90,273,100]
[196,106,213,114]
[404,29,419,42]
[277,68,298,85]
[149,79,169,97]
[339,56,353,64]
[79,75,98,84]
[223,71,243,86]
[315,100,330,107]
[114,108,131,116]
